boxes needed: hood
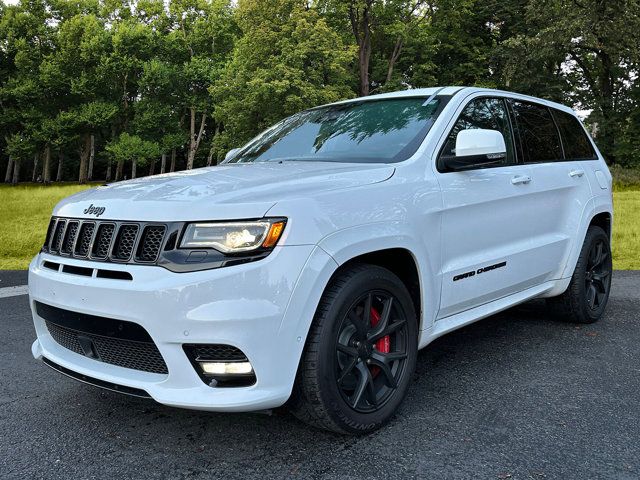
[53,162,395,221]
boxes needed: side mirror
[442,129,507,171]
[224,148,241,162]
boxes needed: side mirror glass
[442,129,507,171]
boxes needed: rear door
[508,100,594,281]
[435,96,540,319]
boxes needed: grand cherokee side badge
[83,204,106,217]
[453,261,507,282]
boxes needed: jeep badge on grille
[83,204,106,217]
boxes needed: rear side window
[552,109,597,160]
[510,101,563,163]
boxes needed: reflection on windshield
[226,97,443,164]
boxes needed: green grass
[0,183,95,269]
[0,180,638,270]
[612,189,640,269]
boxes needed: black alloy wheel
[335,291,410,413]
[290,264,418,434]
[547,225,612,323]
[584,238,611,311]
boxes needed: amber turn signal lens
[262,221,285,248]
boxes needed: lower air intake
[37,301,168,375]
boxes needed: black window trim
[549,108,599,162]
[507,98,599,164]
[436,95,520,173]
[507,98,564,165]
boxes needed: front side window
[552,109,597,160]
[225,97,445,164]
[439,97,515,169]
[510,101,563,163]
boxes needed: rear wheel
[547,225,612,323]
[290,264,418,434]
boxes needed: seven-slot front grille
[43,218,167,265]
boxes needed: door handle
[511,175,532,185]
[569,169,585,178]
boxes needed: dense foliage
[1,0,639,184]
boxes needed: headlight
[180,219,286,253]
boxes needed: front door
[435,96,562,319]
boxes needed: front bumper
[29,245,337,412]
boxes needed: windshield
[225,96,446,164]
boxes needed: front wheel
[290,264,418,434]
[547,225,613,323]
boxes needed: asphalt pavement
[1,270,639,480]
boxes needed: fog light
[200,361,253,375]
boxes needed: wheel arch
[589,211,612,240]
[560,198,613,280]
[317,224,439,336]
[326,248,422,331]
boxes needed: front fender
[317,222,440,345]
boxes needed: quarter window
[510,101,563,163]
[552,109,597,160]
[440,97,515,169]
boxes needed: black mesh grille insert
[112,225,139,260]
[47,319,84,354]
[37,302,168,375]
[136,226,166,262]
[185,344,248,362]
[75,222,95,257]
[61,221,79,254]
[51,220,66,252]
[92,223,115,259]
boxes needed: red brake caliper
[370,307,390,376]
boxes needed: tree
[211,0,354,157]
[495,0,640,164]
[166,0,236,170]
[105,133,160,179]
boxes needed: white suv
[29,87,613,434]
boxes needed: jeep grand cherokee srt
[29,87,613,434]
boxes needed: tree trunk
[349,2,373,97]
[56,152,64,182]
[78,134,91,184]
[160,153,167,174]
[131,159,137,179]
[115,160,124,181]
[32,152,39,182]
[88,134,95,180]
[107,124,115,181]
[170,148,176,172]
[207,125,219,167]
[386,37,403,84]
[5,157,14,183]
[187,108,206,170]
[42,145,51,184]
[11,159,20,185]
[149,159,156,176]
[358,31,371,97]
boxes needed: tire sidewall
[313,266,418,433]
[575,227,612,321]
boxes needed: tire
[289,264,418,435]
[547,225,612,323]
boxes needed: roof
[327,86,576,115]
